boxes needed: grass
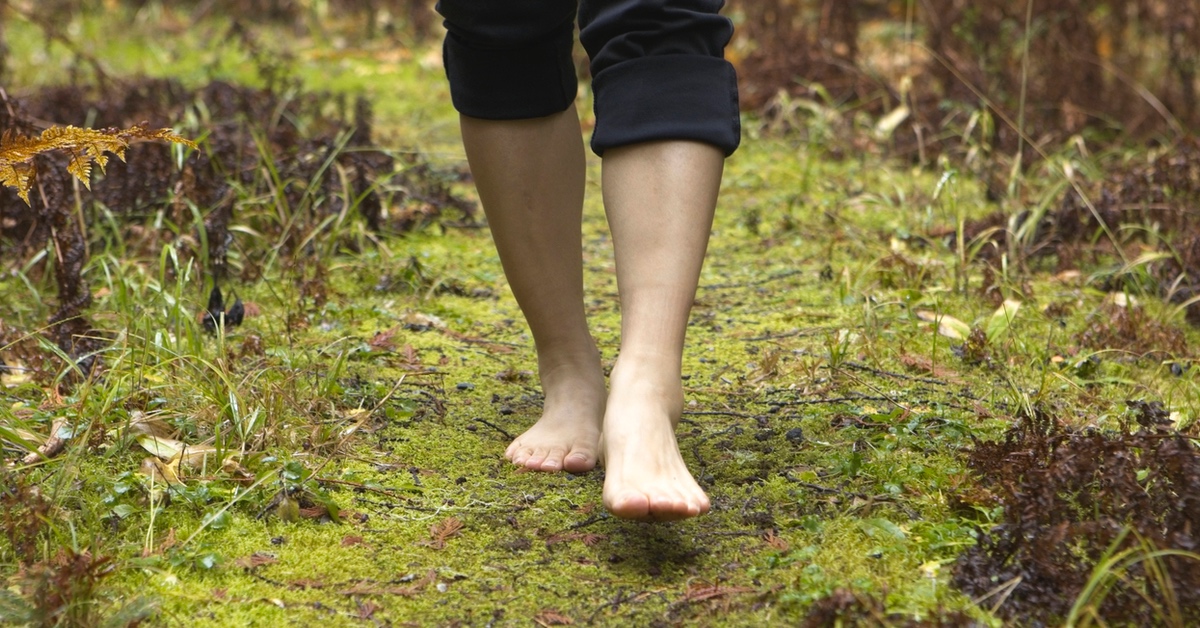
[3,3,1200,626]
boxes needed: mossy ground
[3,6,1199,627]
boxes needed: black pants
[435,0,740,156]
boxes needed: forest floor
[2,6,1199,627]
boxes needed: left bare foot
[599,357,709,521]
[504,349,606,473]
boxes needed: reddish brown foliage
[953,403,1200,625]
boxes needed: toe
[562,450,596,474]
[509,449,533,466]
[648,493,695,521]
[531,446,568,471]
[605,490,652,520]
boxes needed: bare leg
[600,140,724,520]
[460,107,606,473]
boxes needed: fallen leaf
[233,552,278,570]
[763,530,789,552]
[341,535,365,547]
[533,610,574,626]
[0,357,32,387]
[299,506,331,519]
[680,582,755,604]
[401,311,444,331]
[356,601,381,619]
[138,456,183,486]
[424,516,464,549]
[136,434,184,461]
[127,412,173,438]
[545,532,607,547]
[915,310,970,340]
[368,326,401,351]
[899,353,962,382]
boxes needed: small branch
[315,477,416,502]
[21,417,68,465]
[703,269,807,291]
[844,361,951,386]
[472,418,513,441]
[681,410,762,419]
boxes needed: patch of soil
[952,402,1200,625]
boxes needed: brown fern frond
[0,125,197,204]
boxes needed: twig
[739,327,831,342]
[21,417,68,465]
[682,410,762,419]
[315,477,415,502]
[473,418,513,441]
[768,395,893,407]
[702,269,807,290]
[568,513,607,530]
[844,361,951,386]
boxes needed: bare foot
[600,357,710,520]
[504,351,606,473]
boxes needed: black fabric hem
[443,28,578,120]
[589,54,740,156]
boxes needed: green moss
[4,6,1200,626]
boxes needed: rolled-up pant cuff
[590,55,740,156]
[443,28,578,120]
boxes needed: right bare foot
[504,350,606,473]
[600,356,710,521]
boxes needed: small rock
[456,382,475,391]
[499,406,514,415]
[785,428,804,444]
[755,430,773,442]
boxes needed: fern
[0,124,198,204]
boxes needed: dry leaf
[233,552,278,570]
[899,353,962,382]
[915,310,971,340]
[425,517,464,549]
[763,530,789,552]
[138,456,183,486]
[681,582,755,604]
[128,412,173,438]
[356,601,381,619]
[533,610,574,626]
[545,532,607,547]
[369,326,401,351]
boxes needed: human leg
[579,0,740,519]
[438,1,605,473]
[600,140,723,520]
[460,110,606,473]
